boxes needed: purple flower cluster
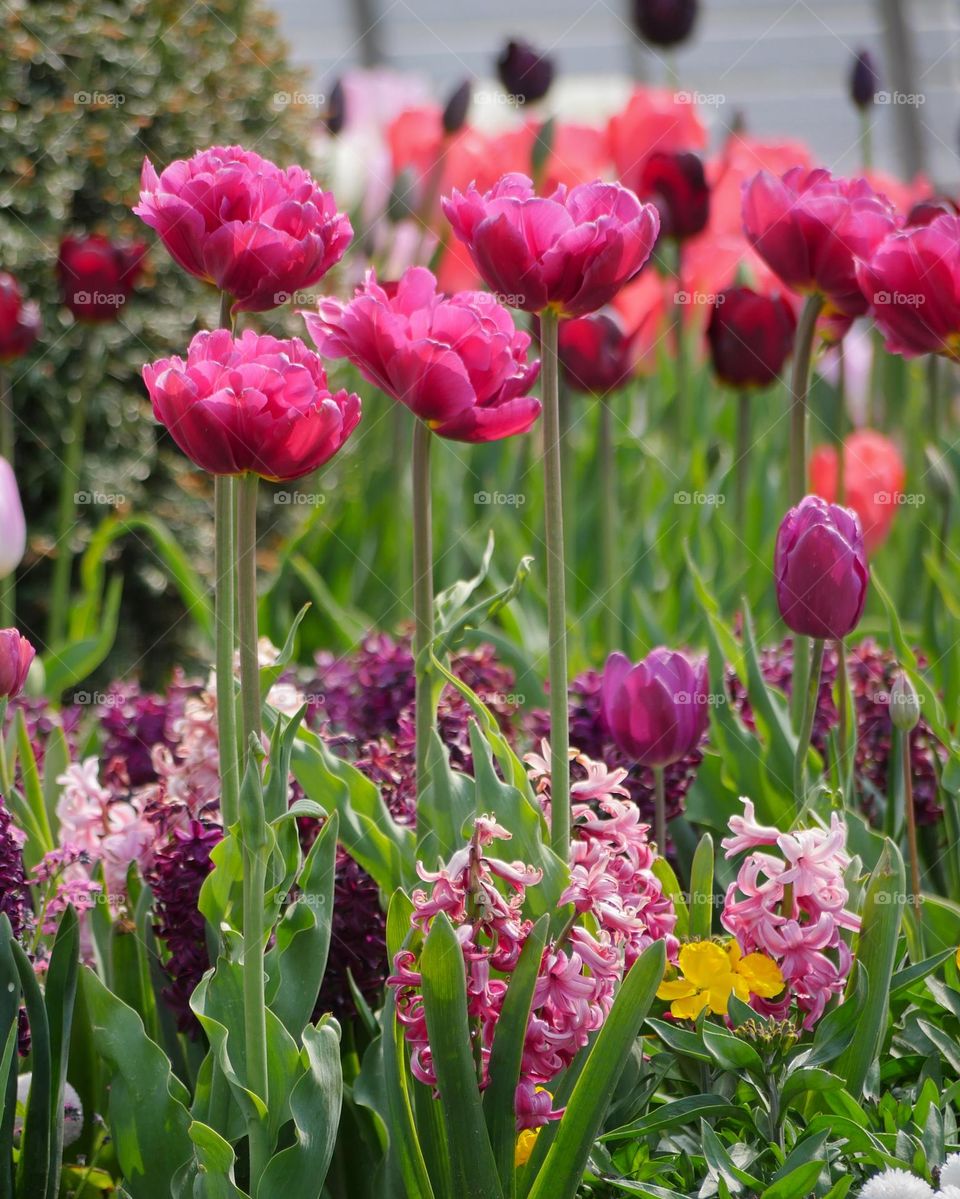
[99,681,189,789]
[0,797,27,940]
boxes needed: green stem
[836,638,850,793]
[735,391,749,535]
[793,637,825,804]
[237,472,261,747]
[541,308,570,859]
[0,368,13,627]
[599,395,617,648]
[927,354,941,443]
[834,345,846,505]
[859,110,873,171]
[899,726,923,946]
[412,419,435,795]
[0,698,10,794]
[672,243,686,437]
[653,765,667,857]
[214,475,240,827]
[788,294,825,506]
[242,843,269,1192]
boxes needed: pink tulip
[142,329,361,480]
[134,146,352,312]
[0,274,40,360]
[302,267,542,442]
[0,628,34,698]
[441,173,660,317]
[0,457,25,579]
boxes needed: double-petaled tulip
[639,152,710,240]
[57,235,146,322]
[142,329,361,480]
[558,310,634,395]
[601,648,708,767]
[134,146,352,312]
[631,0,699,46]
[496,39,554,104]
[809,430,905,552]
[707,286,796,389]
[442,173,660,317]
[0,274,40,360]
[856,214,960,360]
[775,495,869,640]
[0,628,34,698]
[303,267,541,442]
[742,167,897,318]
[0,458,25,578]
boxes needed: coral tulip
[808,430,905,552]
[607,88,707,193]
[58,235,145,322]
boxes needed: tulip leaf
[13,937,51,1199]
[43,573,122,697]
[688,832,715,940]
[43,905,80,1199]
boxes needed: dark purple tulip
[632,0,698,48]
[638,151,710,241]
[601,648,708,767]
[324,78,346,135]
[775,496,869,640]
[442,78,472,135]
[850,49,879,109]
[706,286,796,389]
[0,629,34,698]
[558,310,634,395]
[496,39,554,104]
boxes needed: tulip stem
[653,765,667,857]
[541,307,570,860]
[899,726,923,942]
[237,472,261,748]
[835,638,852,796]
[735,391,749,535]
[671,242,686,437]
[927,354,941,442]
[793,637,825,805]
[788,294,824,506]
[214,475,241,827]
[242,837,270,1192]
[0,368,14,627]
[412,418,435,796]
[599,394,617,648]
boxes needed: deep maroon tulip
[142,329,361,480]
[324,78,346,135]
[775,495,868,640]
[0,629,35,698]
[496,39,554,104]
[905,195,959,227]
[134,146,352,313]
[850,49,879,109]
[57,235,145,322]
[303,267,541,442]
[639,151,710,240]
[601,648,708,767]
[632,0,698,46]
[558,310,634,395]
[0,274,40,360]
[443,173,660,317]
[856,214,960,360]
[742,167,897,318]
[706,287,796,389]
[442,79,472,135]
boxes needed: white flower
[942,1156,960,1189]
[938,1188,960,1199]
[859,1169,934,1199]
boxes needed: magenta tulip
[742,167,897,318]
[441,173,660,317]
[775,495,868,640]
[58,235,146,322]
[0,629,34,698]
[303,267,541,442]
[0,274,40,360]
[142,329,361,481]
[856,214,960,360]
[601,648,708,768]
[134,146,352,313]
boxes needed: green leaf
[527,941,666,1199]
[780,1068,844,1107]
[484,915,549,1194]
[419,913,503,1199]
[43,573,123,696]
[759,1161,824,1199]
[890,947,956,997]
[172,1122,246,1199]
[701,1022,764,1076]
[13,938,51,1199]
[792,961,865,1070]
[645,1017,711,1063]
[257,1020,342,1199]
[651,858,688,939]
[381,993,435,1199]
[688,833,715,940]
[43,905,80,1199]
[603,1094,742,1141]
[81,968,193,1198]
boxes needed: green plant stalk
[412,418,435,797]
[541,307,570,859]
[735,391,749,536]
[788,295,824,731]
[653,765,667,860]
[836,637,849,784]
[242,842,270,1192]
[927,354,941,443]
[671,242,686,437]
[598,394,617,648]
[47,330,104,647]
[793,637,825,804]
[899,726,923,943]
[859,110,873,171]
[214,476,240,826]
[237,471,261,746]
[0,367,14,627]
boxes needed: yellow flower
[515,1128,539,1167]
[656,939,785,1020]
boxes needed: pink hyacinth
[720,799,860,1026]
[441,173,660,317]
[143,328,361,480]
[134,145,352,312]
[303,267,542,443]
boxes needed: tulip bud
[442,79,472,135]
[0,457,25,579]
[775,496,869,640]
[905,195,958,228]
[0,274,40,362]
[601,648,708,767]
[707,287,796,389]
[0,629,35,699]
[889,671,921,732]
[558,310,634,395]
[638,151,709,240]
[631,0,698,47]
[496,38,554,105]
[850,49,879,109]
[324,78,346,135]
[57,235,146,323]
